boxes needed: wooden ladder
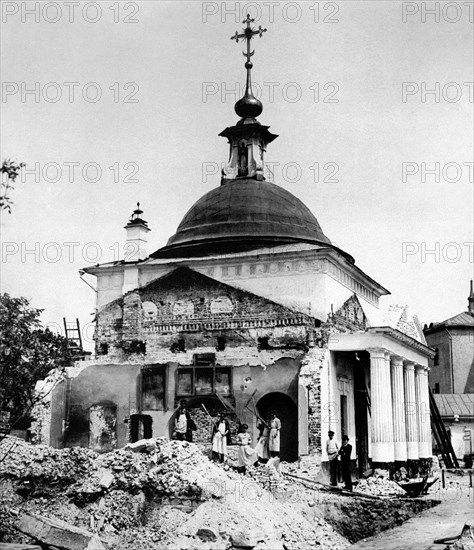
[429,387,459,468]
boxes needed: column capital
[390,355,404,367]
[403,360,415,371]
[415,364,427,375]
[367,347,389,359]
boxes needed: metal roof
[433,393,474,418]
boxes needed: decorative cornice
[367,326,436,359]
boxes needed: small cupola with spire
[124,203,150,262]
[468,280,474,314]
[220,14,278,184]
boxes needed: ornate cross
[231,14,267,64]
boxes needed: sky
[1,0,473,350]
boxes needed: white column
[415,365,432,458]
[403,361,419,460]
[390,355,407,461]
[368,348,394,463]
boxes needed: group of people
[326,430,353,491]
[212,411,281,473]
[174,403,353,488]
[174,401,282,474]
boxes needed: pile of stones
[356,476,406,497]
[0,436,350,550]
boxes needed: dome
[153,179,352,261]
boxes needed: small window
[142,368,165,410]
[434,382,440,394]
[176,366,232,397]
[193,353,215,366]
[98,342,109,355]
[216,336,226,351]
[258,337,270,350]
[215,368,231,394]
[434,348,439,365]
[195,368,213,394]
[177,369,193,396]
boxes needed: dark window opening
[193,353,215,366]
[98,342,109,355]
[434,348,439,365]
[142,367,165,410]
[127,340,146,354]
[171,339,186,353]
[216,336,226,351]
[176,366,231,397]
[258,337,270,350]
[130,414,152,442]
[434,382,440,394]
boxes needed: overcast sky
[1,1,473,348]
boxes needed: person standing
[175,401,188,441]
[236,424,258,473]
[255,416,270,463]
[211,412,231,463]
[338,435,353,491]
[326,430,339,486]
[269,412,281,458]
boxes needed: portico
[327,327,435,469]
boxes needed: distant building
[424,282,474,462]
[424,282,474,394]
[432,393,474,461]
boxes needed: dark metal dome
[153,179,353,261]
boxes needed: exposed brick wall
[300,349,328,455]
[95,267,314,355]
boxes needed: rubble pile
[189,406,240,444]
[0,436,350,550]
[355,476,406,497]
[0,437,96,486]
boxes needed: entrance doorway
[354,365,369,475]
[256,392,298,462]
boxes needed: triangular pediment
[332,294,368,330]
[137,267,312,326]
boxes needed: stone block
[196,528,218,542]
[16,513,105,550]
[98,469,114,489]
[230,531,259,548]
[125,438,156,453]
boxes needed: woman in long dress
[268,413,281,458]
[211,412,231,463]
[254,418,270,463]
[237,424,258,473]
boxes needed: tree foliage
[1,159,25,213]
[0,293,71,427]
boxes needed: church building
[36,16,434,475]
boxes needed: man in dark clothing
[338,435,353,492]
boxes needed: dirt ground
[1,437,472,550]
[350,471,474,550]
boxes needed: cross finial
[231,14,267,63]
[230,15,267,120]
